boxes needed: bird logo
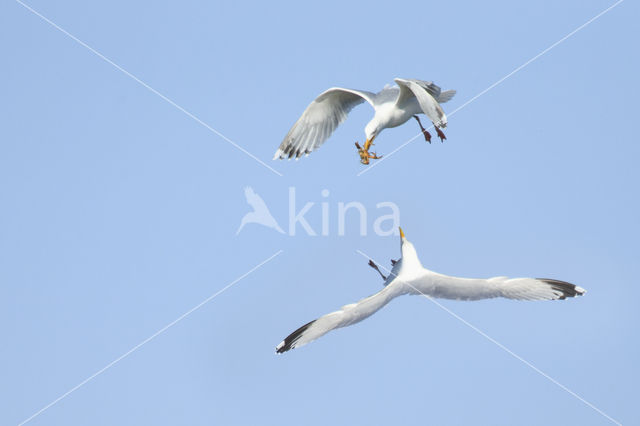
[236,187,285,235]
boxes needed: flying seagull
[276,228,585,353]
[274,78,456,165]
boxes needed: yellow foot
[355,142,383,165]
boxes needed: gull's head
[399,227,410,249]
[365,119,380,141]
[399,227,421,267]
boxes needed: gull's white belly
[377,99,421,129]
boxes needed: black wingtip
[275,320,315,354]
[537,278,586,299]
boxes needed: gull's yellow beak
[399,227,405,239]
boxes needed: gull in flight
[274,78,456,165]
[276,228,585,353]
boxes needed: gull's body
[276,229,585,353]
[274,79,456,163]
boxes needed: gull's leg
[355,138,383,165]
[355,142,370,165]
[368,259,387,281]
[435,126,447,142]
[363,138,383,161]
[413,115,431,143]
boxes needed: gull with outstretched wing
[276,228,585,353]
[274,78,456,165]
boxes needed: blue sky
[1,0,638,425]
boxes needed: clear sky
[1,0,638,425]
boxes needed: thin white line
[355,249,622,426]
[17,250,283,426]
[357,0,625,177]
[15,0,283,177]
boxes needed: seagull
[274,78,456,165]
[236,187,284,235]
[276,228,585,353]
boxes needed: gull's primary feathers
[274,78,456,163]
[276,228,585,353]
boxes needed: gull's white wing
[408,79,456,104]
[276,280,405,353]
[411,273,586,301]
[274,88,377,160]
[394,78,448,128]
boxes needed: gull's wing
[394,78,449,128]
[274,88,377,160]
[408,79,456,104]
[412,273,586,301]
[435,90,456,104]
[276,280,405,353]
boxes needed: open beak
[399,227,405,239]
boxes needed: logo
[236,187,285,235]
[237,187,400,237]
